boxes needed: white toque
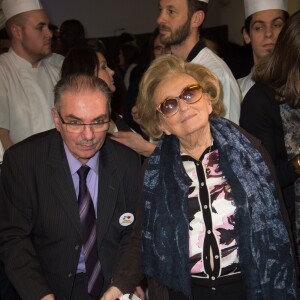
[244,0,288,19]
[1,0,43,21]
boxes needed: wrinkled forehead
[62,88,108,101]
[59,89,110,114]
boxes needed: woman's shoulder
[240,82,280,132]
[241,82,277,113]
[244,82,275,102]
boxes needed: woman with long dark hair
[240,11,300,262]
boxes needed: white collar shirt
[0,48,64,144]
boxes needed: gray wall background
[42,0,300,45]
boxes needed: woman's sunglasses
[156,84,203,117]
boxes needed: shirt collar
[186,39,206,62]
[63,142,99,176]
[9,47,45,68]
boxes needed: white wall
[204,0,244,45]
[42,0,246,44]
[42,0,158,38]
[43,0,300,44]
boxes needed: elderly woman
[102,55,298,300]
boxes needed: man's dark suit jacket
[0,129,141,300]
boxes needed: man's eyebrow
[93,114,110,121]
[36,21,48,27]
[252,17,284,26]
[271,16,285,22]
[64,114,109,121]
[64,114,80,120]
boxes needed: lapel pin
[119,213,134,226]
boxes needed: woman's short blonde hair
[136,54,224,139]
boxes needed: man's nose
[81,124,95,139]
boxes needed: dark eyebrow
[65,114,109,122]
[166,4,176,10]
[252,17,284,26]
[93,114,110,121]
[271,17,285,23]
[159,4,176,10]
[37,22,48,26]
[64,114,80,120]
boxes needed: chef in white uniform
[156,0,241,124]
[238,0,288,99]
[0,0,64,151]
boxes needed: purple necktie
[77,165,104,299]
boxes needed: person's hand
[134,286,145,300]
[110,131,155,157]
[100,286,122,300]
[131,106,141,125]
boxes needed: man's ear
[242,27,251,45]
[191,10,205,28]
[51,108,61,132]
[10,23,22,40]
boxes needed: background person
[102,55,298,300]
[59,19,86,56]
[112,28,170,157]
[61,45,131,134]
[118,42,140,90]
[0,74,141,300]
[240,10,300,266]
[0,0,64,151]
[123,27,170,134]
[238,0,289,98]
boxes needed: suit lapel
[46,134,121,241]
[96,139,119,245]
[47,131,82,237]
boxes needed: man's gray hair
[54,74,112,111]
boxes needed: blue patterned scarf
[142,117,297,300]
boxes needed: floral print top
[181,144,240,280]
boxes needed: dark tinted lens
[182,85,201,103]
[160,98,178,116]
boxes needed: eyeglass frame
[156,83,203,118]
[57,111,111,133]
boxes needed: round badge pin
[119,213,134,226]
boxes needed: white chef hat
[1,0,43,21]
[244,0,288,19]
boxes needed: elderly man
[238,0,289,98]
[0,0,63,151]
[0,74,141,300]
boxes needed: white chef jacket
[0,48,64,144]
[237,73,254,100]
[191,46,242,125]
